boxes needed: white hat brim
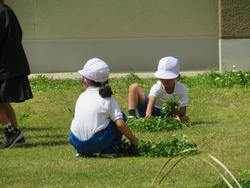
[78,70,84,76]
[154,70,178,79]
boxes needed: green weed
[180,71,250,88]
[30,75,80,92]
[127,97,191,132]
[161,97,180,118]
[211,179,250,188]
[119,136,198,157]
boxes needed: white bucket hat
[78,58,110,82]
[154,56,180,79]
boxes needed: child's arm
[145,96,156,117]
[115,119,138,145]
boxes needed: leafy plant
[19,112,30,126]
[161,97,180,118]
[127,97,190,132]
[137,138,198,157]
[119,136,198,157]
[30,75,80,92]
[120,72,141,84]
[211,179,250,188]
[180,71,250,88]
[211,167,250,188]
[29,71,250,94]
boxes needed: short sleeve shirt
[70,87,123,140]
[149,80,188,109]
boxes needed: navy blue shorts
[69,113,127,155]
[137,95,161,117]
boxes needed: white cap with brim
[78,58,110,83]
[154,56,180,79]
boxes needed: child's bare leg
[0,106,10,125]
[0,103,18,127]
[128,83,145,116]
[0,103,24,149]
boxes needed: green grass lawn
[0,74,250,187]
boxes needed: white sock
[3,122,11,129]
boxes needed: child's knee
[129,83,140,92]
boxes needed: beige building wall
[6,0,219,73]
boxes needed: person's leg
[0,103,18,127]
[69,132,100,156]
[0,103,24,149]
[0,75,32,149]
[100,121,122,157]
[69,132,88,156]
[0,104,11,125]
[151,107,162,117]
[128,83,146,117]
[69,123,122,157]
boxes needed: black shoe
[16,136,25,145]
[0,128,24,149]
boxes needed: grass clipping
[127,97,191,132]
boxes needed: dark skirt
[0,75,33,103]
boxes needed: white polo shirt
[149,81,188,109]
[70,87,123,140]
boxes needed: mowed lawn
[0,75,250,188]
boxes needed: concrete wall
[220,0,250,39]
[6,0,219,73]
[219,0,250,71]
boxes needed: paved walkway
[29,71,208,79]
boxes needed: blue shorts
[137,95,161,117]
[69,113,127,155]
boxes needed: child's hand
[145,115,152,118]
[128,144,140,156]
[175,114,190,122]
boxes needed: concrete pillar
[219,0,250,72]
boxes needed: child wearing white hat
[69,58,138,157]
[128,56,189,122]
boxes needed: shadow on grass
[75,153,141,159]
[191,121,219,126]
[22,127,67,132]
[15,140,69,149]
[0,127,67,135]
[0,126,70,149]
[26,134,67,139]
